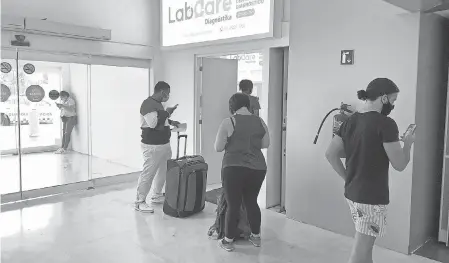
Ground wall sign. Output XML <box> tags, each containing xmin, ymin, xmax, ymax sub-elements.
<box><xmin>23</xmin><ymin>63</ymin><xmax>35</xmax><ymax>74</ymax></box>
<box><xmin>26</xmin><ymin>85</ymin><xmax>45</xmax><ymax>102</ymax></box>
<box><xmin>49</xmin><ymin>90</ymin><xmax>60</xmax><ymax>100</ymax></box>
<box><xmin>341</xmin><ymin>50</ymin><xmax>355</xmax><ymax>65</ymax></box>
<box><xmin>162</xmin><ymin>0</ymin><xmax>273</xmax><ymax>47</ymax></box>
<box><xmin>11</xmin><ymin>34</ymin><xmax>31</xmax><ymax>47</ymax></box>
<box><xmin>1</xmin><ymin>62</ymin><xmax>12</xmax><ymax>73</ymax></box>
<box><xmin>1</xmin><ymin>84</ymin><xmax>11</xmax><ymax>102</ymax></box>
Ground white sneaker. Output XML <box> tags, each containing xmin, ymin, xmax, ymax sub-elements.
<box><xmin>55</xmin><ymin>148</ymin><xmax>65</xmax><ymax>154</ymax></box>
<box><xmin>150</xmin><ymin>194</ymin><xmax>165</xmax><ymax>204</ymax></box>
<box><xmin>135</xmin><ymin>202</ymin><xmax>154</xmax><ymax>213</ymax></box>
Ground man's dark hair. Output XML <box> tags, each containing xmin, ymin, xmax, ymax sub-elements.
<box><xmin>239</xmin><ymin>79</ymin><xmax>253</xmax><ymax>93</ymax></box>
<box><xmin>60</xmin><ymin>91</ymin><xmax>70</xmax><ymax>97</ymax></box>
<box><xmin>357</xmin><ymin>78</ymin><xmax>400</xmax><ymax>101</ymax></box>
<box><xmin>154</xmin><ymin>81</ymin><xmax>170</xmax><ymax>94</ymax></box>
<box><xmin>229</xmin><ymin>93</ymin><xmax>250</xmax><ymax>114</ymax></box>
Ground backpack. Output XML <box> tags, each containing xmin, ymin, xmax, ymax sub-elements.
<box><xmin>207</xmin><ymin>189</ymin><xmax>251</xmax><ymax>240</ymax></box>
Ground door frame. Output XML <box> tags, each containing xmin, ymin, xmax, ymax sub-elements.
<box><xmin>193</xmin><ymin>49</ymin><xmax>264</xmax><ymax>155</ymax></box>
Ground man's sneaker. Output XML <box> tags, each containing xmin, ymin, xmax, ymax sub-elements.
<box><xmin>249</xmin><ymin>235</ymin><xmax>261</xmax><ymax>247</ymax></box>
<box><xmin>135</xmin><ymin>202</ymin><xmax>154</xmax><ymax>213</ymax></box>
<box><xmin>218</xmin><ymin>239</ymin><xmax>235</xmax><ymax>252</ymax></box>
<box><xmin>150</xmin><ymin>194</ymin><xmax>165</xmax><ymax>204</ymax></box>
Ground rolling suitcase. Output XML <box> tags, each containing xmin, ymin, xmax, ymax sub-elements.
<box><xmin>163</xmin><ymin>133</ymin><xmax>208</xmax><ymax>218</ymax></box>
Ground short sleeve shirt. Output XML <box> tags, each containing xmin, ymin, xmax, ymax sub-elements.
<box><xmin>248</xmin><ymin>95</ymin><xmax>261</xmax><ymax>114</ymax></box>
<box><xmin>337</xmin><ymin>111</ymin><xmax>399</xmax><ymax>205</ymax></box>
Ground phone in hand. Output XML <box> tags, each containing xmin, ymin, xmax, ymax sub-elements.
<box><xmin>401</xmin><ymin>124</ymin><xmax>417</xmax><ymax>141</ymax></box>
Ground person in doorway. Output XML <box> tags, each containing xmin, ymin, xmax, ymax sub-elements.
<box><xmin>325</xmin><ymin>78</ymin><xmax>415</xmax><ymax>263</ymax></box>
<box><xmin>135</xmin><ymin>81</ymin><xmax>180</xmax><ymax>213</ymax></box>
<box><xmin>55</xmin><ymin>91</ymin><xmax>77</xmax><ymax>154</ymax></box>
<box><xmin>215</xmin><ymin>93</ymin><xmax>270</xmax><ymax>252</ymax></box>
<box><xmin>239</xmin><ymin>79</ymin><xmax>261</xmax><ymax>116</ymax></box>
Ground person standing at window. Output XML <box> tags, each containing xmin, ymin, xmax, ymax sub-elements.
<box><xmin>215</xmin><ymin>93</ymin><xmax>270</xmax><ymax>252</ymax></box>
<box><xmin>55</xmin><ymin>91</ymin><xmax>77</xmax><ymax>154</ymax></box>
<box><xmin>239</xmin><ymin>79</ymin><xmax>261</xmax><ymax>116</ymax></box>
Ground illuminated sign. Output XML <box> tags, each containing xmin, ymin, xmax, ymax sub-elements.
<box><xmin>162</xmin><ymin>0</ymin><xmax>273</xmax><ymax>47</ymax></box>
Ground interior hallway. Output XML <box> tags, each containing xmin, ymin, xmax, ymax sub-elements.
<box><xmin>0</xmin><ymin>182</ymin><xmax>439</xmax><ymax>263</ymax></box>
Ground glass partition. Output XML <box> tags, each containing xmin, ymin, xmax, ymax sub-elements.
<box><xmin>16</xmin><ymin>58</ymin><xmax>90</xmax><ymax>192</ymax></box>
<box><xmin>1</xmin><ymin>51</ymin><xmax>151</xmax><ymax>202</ymax></box>
<box><xmin>89</xmin><ymin>65</ymin><xmax>150</xmax><ymax>179</ymax></box>
<box><xmin>1</xmin><ymin>58</ymin><xmax>21</xmax><ymax>195</ymax></box>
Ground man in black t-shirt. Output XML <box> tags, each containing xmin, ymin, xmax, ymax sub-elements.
<box><xmin>325</xmin><ymin>78</ymin><xmax>415</xmax><ymax>263</ymax></box>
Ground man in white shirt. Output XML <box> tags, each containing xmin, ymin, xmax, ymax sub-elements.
<box><xmin>135</xmin><ymin>81</ymin><xmax>180</xmax><ymax>213</ymax></box>
<box><xmin>55</xmin><ymin>91</ymin><xmax>77</xmax><ymax>154</ymax></box>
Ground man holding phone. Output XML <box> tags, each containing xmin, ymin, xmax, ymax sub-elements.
<box><xmin>325</xmin><ymin>78</ymin><xmax>415</xmax><ymax>263</ymax></box>
<box><xmin>55</xmin><ymin>91</ymin><xmax>77</xmax><ymax>154</ymax></box>
<box><xmin>135</xmin><ymin>81</ymin><xmax>180</xmax><ymax>213</ymax></box>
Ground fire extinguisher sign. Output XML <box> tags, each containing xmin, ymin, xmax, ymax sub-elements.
<box><xmin>341</xmin><ymin>50</ymin><xmax>354</xmax><ymax>65</ymax></box>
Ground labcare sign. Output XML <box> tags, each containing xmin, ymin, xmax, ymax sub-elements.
<box><xmin>162</xmin><ymin>0</ymin><xmax>273</xmax><ymax>47</ymax></box>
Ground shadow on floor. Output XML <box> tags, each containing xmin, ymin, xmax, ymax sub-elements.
<box><xmin>414</xmin><ymin>239</ymin><xmax>449</xmax><ymax>263</ymax></box>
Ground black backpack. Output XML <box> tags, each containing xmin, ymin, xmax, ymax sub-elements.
<box><xmin>207</xmin><ymin>189</ymin><xmax>251</xmax><ymax>239</ymax></box>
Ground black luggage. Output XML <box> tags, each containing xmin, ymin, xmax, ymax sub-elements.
<box><xmin>163</xmin><ymin>134</ymin><xmax>208</xmax><ymax>218</ymax></box>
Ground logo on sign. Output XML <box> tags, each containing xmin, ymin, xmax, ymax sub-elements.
<box><xmin>341</xmin><ymin>50</ymin><xmax>355</xmax><ymax>65</ymax></box>
<box><xmin>1</xmin><ymin>84</ymin><xmax>11</xmax><ymax>102</ymax></box>
<box><xmin>26</xmin><ymin>85</ymin><xmax>45</xmax><ymax>102</ymax></box>
<box><xmin>169</xmin><ymin>0</ymin><xmax>232</xmax><ymax>24</ymax></box>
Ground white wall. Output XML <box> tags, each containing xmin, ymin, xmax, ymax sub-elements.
<box><xmin>1</xmin><ymin>0</ymin><xmax>158</xmax><ymax>46</ymax></box>
<box><xmin>1</xmin><ymin>0</ymin><xmax>160</xmax><ymax>61</ymax></box>
<box><xmin>410</xmin><ymin>14</ymin><xmax>449</xmax><ymax>251</ymax></box>
<box><xmin>90</xmin><ymin>65</ymin><xmax>150</xmax><ymax>170</ymax></box>
<box><xmin>287</xmin><ymin>0</ymin><xmax>420</xmax><ymax>254</ymax></box>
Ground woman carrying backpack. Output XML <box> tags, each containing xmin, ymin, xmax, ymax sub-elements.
<box><xmin>212</xmin><ymin>93</ymin><xmax>270</xmax><ymax>252</ymax></box>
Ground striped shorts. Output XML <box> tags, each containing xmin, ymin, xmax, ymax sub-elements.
<box><xmin>346</xmin><ymin>199</ymin><xmax>388</xmax><ymax>238</ymax></box>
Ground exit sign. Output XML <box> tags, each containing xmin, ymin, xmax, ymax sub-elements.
<box><xmin>341</xmin><ymin>50</ymin><xmax>354</xmax><ymax>65</ymax></box>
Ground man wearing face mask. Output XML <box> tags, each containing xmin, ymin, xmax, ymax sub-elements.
<box><xmin>325</xmin><ymin>78</ymin><xmax>415</xmax><ymax>263</ymax></box>
<box><xmin>135</xmin><ymin>81</ymin><xmax>180</xmax><ymax>213</ymax></box>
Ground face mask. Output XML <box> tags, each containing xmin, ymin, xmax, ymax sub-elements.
<box><xmin>381</xmin><ymin>100</ymin><xmax>395</xmax><ymax>116</ymax></box>
<box><xmin>162</xmin><ymin>91</ymin><xmax>170</xmax><ymax>102</ymax></box>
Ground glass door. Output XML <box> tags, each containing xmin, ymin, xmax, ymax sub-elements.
<box><xmin>0</xmin><ymin>58</ymin><xmax>21</xmax><ymax>195</ymax></box>
<box><xmin>1</xmin><ymin>51</ymin><xmax>90</xmax><ymax>199</ymax></box>
<box><xmin>1</xmin><ymin>49</ymin><xmax>151</xmax><ymax>202</ymax></box>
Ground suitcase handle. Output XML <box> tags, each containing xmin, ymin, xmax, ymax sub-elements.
<box><xmin>177</xmin><ymin>133</ymin><xmax>187</xmax><ymax>159</ymax></box>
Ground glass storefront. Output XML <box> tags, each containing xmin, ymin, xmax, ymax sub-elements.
<box><xmin>0</xmin><ymin>51</ymin><xmax>150</xmax><ymax>201</ymax></box>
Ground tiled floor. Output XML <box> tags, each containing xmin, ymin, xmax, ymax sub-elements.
<box><xmin>0</xmin><ymin>152</ymin><xmax>139</xmax><ymax>194</ymax></box>
<box><xmin>0</xmin><ymin>182</ymin><xmax>439</xmax><ymax>263</ymax></box>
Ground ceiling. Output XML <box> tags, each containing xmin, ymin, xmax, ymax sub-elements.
<box><xmin>383</xmin><ymin>0</ymin><xmax>449</xmax><ymax>16</ymax></box>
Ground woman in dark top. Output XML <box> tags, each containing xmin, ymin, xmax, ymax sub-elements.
<box><xmin>214</xmin><ymin>93</ymin><xmax>270</xmax><ymax>252</ymax></box>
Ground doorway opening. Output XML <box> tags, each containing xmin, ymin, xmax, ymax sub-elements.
<box><xmin>195</xmin><ymin>47</ymin><xmax>289</xmax><ymax>213</ymax></box>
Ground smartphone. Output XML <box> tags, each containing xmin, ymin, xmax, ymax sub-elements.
<box><xmin>402</xmin><ymin>124</ymin><xmax>417</xmax><ymax>139</ymax></box>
